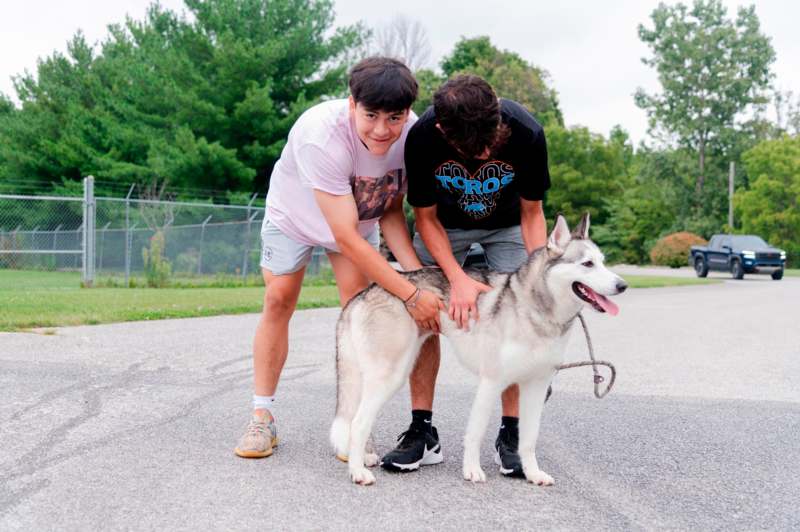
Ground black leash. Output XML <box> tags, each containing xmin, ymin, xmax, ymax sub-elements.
<box><xmin>555</xmin><ymin>313</ymin><xmax>616</xmax><ymax>399</ymax></box>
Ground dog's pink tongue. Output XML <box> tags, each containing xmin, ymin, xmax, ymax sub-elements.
<box><xmin>594</xmin><ymin>293</ymin><xmax>619</xmax><ymax>316</ymax></box>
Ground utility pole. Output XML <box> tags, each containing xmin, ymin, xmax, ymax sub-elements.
<box><xmin>728</xmin><ymin>162</ymin><xmax>735</xmax><ymax>229</ymax></box>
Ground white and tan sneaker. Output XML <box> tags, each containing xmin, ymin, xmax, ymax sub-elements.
<box><xmin>234</xmin><ymin>412</ymin><xmax>278</xmax><ymax>458</ymax></box>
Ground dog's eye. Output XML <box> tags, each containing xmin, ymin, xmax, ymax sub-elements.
<box><xmin>582</xmin><ymin>260</ymin><xmax>594</xmax><ymax>268</ymax></box>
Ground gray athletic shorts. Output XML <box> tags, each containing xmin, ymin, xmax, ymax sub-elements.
<box><xmin>260</xmin><ymin>219</ymin><xmax>380</xmax><ymax>276</ymax></box>
<box><xmin>413</xmin><ymin>225</ymin><xmax>527</xmax><ymax>273</ymax></box>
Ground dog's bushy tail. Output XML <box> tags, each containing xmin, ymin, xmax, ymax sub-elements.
<box><xmin>330</xmin><ymin>312</ymin><xmax>362</xmax><ymax>460</ymax></box>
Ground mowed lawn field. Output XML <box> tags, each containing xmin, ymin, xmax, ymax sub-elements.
<box><xmin>0</xmin><ymin>270</ymin><xmax>339</xmax><ymax>332</ymax></box>
<box><xmin>0</xmin><ymin>267</ymin><xmax>768</xmax><ymax>332</ymax></box>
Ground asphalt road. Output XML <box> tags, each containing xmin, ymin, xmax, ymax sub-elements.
<box><xmin>1</xmin><ymin>270</ymin><xmax>799</xmax><ymax>531</ymax></box>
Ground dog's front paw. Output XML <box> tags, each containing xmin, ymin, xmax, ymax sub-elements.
<box><xmin>463</xmin><ymin>462</ymin><xmax>486</xmax><ymax>483</ymax></box>
<box><xmin>525</xmin><ymin>468</ymin><xmax>554</xmax><ymax>486</ymax></box>
<box><xmin>350</xmin><ymin>467</ymin><xmax>376</xmax><ymax>486</ymax></box>
<box><xmin>364</xmin><ymin>452</ymin><xmax>379</xmax><ymax>468</ymax></box>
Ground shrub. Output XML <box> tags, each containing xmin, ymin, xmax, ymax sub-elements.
<box><xmin>142</xmin><ymin>231</ymin><xmax>172</xmax><ymax>287</ymax></box>
<box><xmin>649</xmin><ymin>232</ymin><xmax>707</xmax><ymax>268</ymax></box>
<box><xmin>174</xmin><ymin>250</ymin><xmax>199</xmax><ymax>274</ymax></box>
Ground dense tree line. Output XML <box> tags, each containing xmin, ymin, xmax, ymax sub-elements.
<box><xmin>0</xmin><ymin>0</ymin><xmax>365</xmax><ymax>199</ymax></box>
<box><xmin>0</xmin><ymin>0</ymin><xmax>797</xmax><ymax>263</ymax></box>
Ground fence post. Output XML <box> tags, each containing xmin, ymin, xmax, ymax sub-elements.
<box><xmin>52</xmin><ymin>224</ymin><xmax>62</xmax><ymax>255</ymax></box>
<box><xmin>31</xmin><ymin>226</ymin><xmax>39</xmax><ymax>269</ymax></box>
<box><xmin>98</xmin><ymin>222</ymin><xmax>111</xmax><ymax>274</ymax></box>
<box><xmin>241</xmin><ymin>193</ymin><xmax>258</xmax><ymax>280</ymax></box>
<box><xmin>82</xmin><ymin>176</ymin><xmax>96</xmax><ymax>287</ymax></box>
<box><xmin>51</xmin><ymin>224</ymin><xmax>62</xmax><ymax>270</ymax></box>
<box><xmin>198</xmin><ymin>214</ymin><xmax>212</xmax><ymax>275</ymax></box>
<box><xmin>124</xmin><ymin>184</ymin><xmax>135</xmax><ymax>287</ymax></box>
<box><xmin>126</xmin><ymin>223</ymin><xmax>137</xmax><ymax>285</ymax></box>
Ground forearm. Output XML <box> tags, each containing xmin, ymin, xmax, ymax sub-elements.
<box><xmin>379</xmin><ymin>207</ymin><xmax>423</xmax><ymax>271</ymax></box>
<box><xmin>520</xmin><ymin>201</ymin><xmax>547</xmax><ymax>253</ymax></box>
<box><xmin>415</xmin><ymin>215</ymin><xmax>468</xmax><ymax>282</ymax></box>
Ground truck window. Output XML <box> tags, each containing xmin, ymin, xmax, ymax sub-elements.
<box><xmin>709</xmin><ymin>236</ymin><xmax>720</xmax><ymax>250</ymax></box>
<box><xmin>721</xmin><ymin>237</ymin><xmax>731</xmax><ymax>249</ymax></box>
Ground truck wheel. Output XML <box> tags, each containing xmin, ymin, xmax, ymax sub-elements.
<box><xmin>731</xmin><ymin>258</ymin><xmax>745</xmax><ymax>280</ymax></box>
<box><xmin>694</xmin><ymin>256</ymin><xmax>709</xmax><ymax>278</ymax></box>
<box><xmin>772</xmin><ymin>268</ymin><xmax>784</xmax><ymax>280</ymax></box>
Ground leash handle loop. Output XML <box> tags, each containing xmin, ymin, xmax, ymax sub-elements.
<box><xmin>554</xmin><ymin>313</ymin><xmax>616</xmax><ymax>399</ymax></box>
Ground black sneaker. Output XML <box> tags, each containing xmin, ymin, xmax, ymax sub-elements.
<box><xmin>380</xmin><ymin>425</ymin><xmax>443</xmax><ymax>472</ymax></box>
<box><xmin>494</xmin><ymin>425</ymin><xmax>525</xmax><ymax>478</ymax></box>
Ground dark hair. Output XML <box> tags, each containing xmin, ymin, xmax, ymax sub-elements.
<box><xmin>433</xmin><ymin>75</ymin><xmax>510</xmax><ymax>159</ymax></box>
<box><xmin>348</xmin><ymin>57</ymin><xmax>418</xmax><ymax>112</ymax></box>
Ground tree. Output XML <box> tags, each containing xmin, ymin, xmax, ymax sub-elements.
<box><xmin>373</xmin><ymin>15</ymin><xmax>431</xmax><ymax>71</ymax></box>
<box><xmin>411</xmin><ymin>68</ymin><xmax>444</xmax><ymax>116</ymax></box>
<box><xmin>440</xmin><ymin>36</ymin><xmax>563</xmax><ymax>126</ymax></box>
<box><xmin>635</xmin><ymin>0</ymin><xmax>775</xmax><ymax>195</ymax></box>
<box><xmin>773</xmin><ymin>90</ymin><xmax>800</xmax><ymax>136</ymax></box>
<box><xmin>543</xmin><ymin>125</ymin><xmax>630</xmax><ymax>227</ymax></box>
<box><xmin>0</xmin><ymin>0</ymin><xmax>366</xmax><ymax>198</ymax></box>
<box><xmin>0</xmin><ymin>95</ymin><xmax>13</xmax><ymax>115</ymax></box>
<box><xmin>735</xmin><ymin>135</ymin><xmax>800</xmax><ymax>263</ymax></box>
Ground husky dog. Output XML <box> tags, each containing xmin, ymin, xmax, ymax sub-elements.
<box><xmin>330</xmin><ymin>213</ymin><xmax>626</xmax><ymax>486</ymax></box>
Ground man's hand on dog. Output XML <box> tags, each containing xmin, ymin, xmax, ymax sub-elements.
<box><xmin>406</xmin><ymin>289</ymin><xmax>445</xmax><ymax>332</ymax></box>
<box><xmin>449</xmin><ymin>273</ymin><xmax>492</xmax><ymax>330</ymax></box>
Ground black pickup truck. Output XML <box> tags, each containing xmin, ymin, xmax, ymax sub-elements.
<box><xmin>690</xmin><ymin>234</ymin><xmax>786</xmax><ymax>280</ymax></box>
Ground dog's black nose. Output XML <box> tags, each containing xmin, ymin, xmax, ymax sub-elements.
<box><xmin>616</xmin><ymin>280</ymin><xmax>628</xmax><ymax>293</ymax></box>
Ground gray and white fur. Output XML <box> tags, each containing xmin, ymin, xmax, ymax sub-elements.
<box><xmin>330</xmin><ymin>213</ymin><xmax>627</xmax><ymax>486</ymax></box>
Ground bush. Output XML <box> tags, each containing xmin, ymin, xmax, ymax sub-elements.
<box><xmin>142</xmin><ymin>231</ymin><xmax>172</xmax><ymax>287</ymax></box>
<box><xmin>649</xmin><ymin>232</ymin><xmax>707</xmax><ymax>268</ymax></box>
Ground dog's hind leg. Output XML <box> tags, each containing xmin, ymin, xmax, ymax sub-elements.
<box><xmin>330</xmin><ymin>318</ymin><xmax>362</xmax><ymax>463</ymax></box>
<box><xmin>518</xmin><ymin>376</ymin><xmax>555</xmax><ymax>486</ymax></box>
<box><xmin>347</xmin><ymin>365</ymin><xmax>408</xmax><ymax>486</ymax></box>
<box><xmin>462</xmin><ymin>378</ymin><xmax>503</xmax><ymax>483</ymax></box>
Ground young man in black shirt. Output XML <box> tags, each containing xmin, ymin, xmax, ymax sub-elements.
<box><xmin>380</xmin><ymin>75</ymin><xmax>551</xmax><ymax>478</ymax></box>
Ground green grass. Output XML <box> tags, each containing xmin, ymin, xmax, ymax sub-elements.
<box><xmin>0</xmin><ymin>269</ymin><xmax>339</xmax><ymax>332</ymax></box>
<box><xmin>785</xmin><ymin>268</ymin><xmax>800</xmax><ymax>277</ymax></box>
<box><xmin>0</xmin><ymin>269</ymin><xmax>720</xmax><ymax>332</ymax></box>
<box><xmin>622</xmin><ymin>275</ymin><xmax>721</xmax><ymax>288</ymax></box>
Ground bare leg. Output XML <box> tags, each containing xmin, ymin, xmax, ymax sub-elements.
<box><xmin>252</xmin><ymin>266</ymin><xmax>306</xmax><ymax>416</ymax></box>
<box><xmin>410</xmin><ymin>335</ymin><xmax>440</xmax><ymax>410</ymax></box>
<box><xmin>501</xmin><ymin>384</ymin><xmax>520</xmax><ymax>417</ymax></box>
<box><xmin>327</xmin><ymin>251</ymin><xmax>370</xmax><ymax>306</ymax></box>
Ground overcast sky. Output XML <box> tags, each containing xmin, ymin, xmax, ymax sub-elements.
<box><xmin>1</xmin><ymin>0</ymin><xmax>797</xmax><ymax>144</ymax></box>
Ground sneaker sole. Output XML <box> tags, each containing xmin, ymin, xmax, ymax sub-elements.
<box><xmin>234</xmin><ymin>437</ymin><xmax>278</xmax><ymax>459</ymax></box>
<box><xmin>383</xmin><ymin>444</ymin><xmax>443</xmax><ymax>472</ymax></box>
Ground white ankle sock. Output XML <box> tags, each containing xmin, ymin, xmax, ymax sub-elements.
<box><xmin>253</xmin><ymin>394</ymin><xmax>275</xmax><ymax>414</ymax></box>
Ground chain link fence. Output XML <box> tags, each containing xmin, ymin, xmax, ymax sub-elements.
<box><xmin>0</xmin><ymin>194</ymin><xmax>85</xmax><ymax>271</ymax></box>
<box><xmin>0</xmin><ymin>177</ymin><xmax>332</xmax><ymax>286</ymax></box>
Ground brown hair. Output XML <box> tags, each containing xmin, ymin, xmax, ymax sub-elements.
<box><xmin>348</xmin><ymin>57</ymin><xmax>418</xmax><ymax>112</ymax></box>
<box><xmin>433</xmin><ymin>75</ymin><xmax>510</xmax><ymax>158</ymax></box>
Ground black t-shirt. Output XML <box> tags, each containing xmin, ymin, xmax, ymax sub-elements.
<box><xmin>405</xmin><ymin>99</ymin><xmax>550</xmax><ymax>230</ymax></box>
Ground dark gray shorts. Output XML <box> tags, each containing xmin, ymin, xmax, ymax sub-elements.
<box><xmin>413</xmin><ymin>225</ymin><xmax>527</xmax><ymax>273</ymax></box>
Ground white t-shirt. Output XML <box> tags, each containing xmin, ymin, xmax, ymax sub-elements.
<box><xmin>265</xmin><ymin>99</ymin><xmax>416</xmax><ymax>251</ymax></box>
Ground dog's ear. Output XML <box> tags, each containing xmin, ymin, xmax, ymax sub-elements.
<box><xmin>547</xmin><ymin>214</ymin><xmax>571</xmax><ymax>254</ymax></box>
<box><xmin>572</xmin><ymin>212</ymin><xmax>590</xmax><ymax>240</ymax></box>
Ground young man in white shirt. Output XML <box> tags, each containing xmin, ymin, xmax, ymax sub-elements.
<box><xmin>235</xmin><ymin>58</ymin><xmax>443</xmax><ymax>459</ymax></box>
